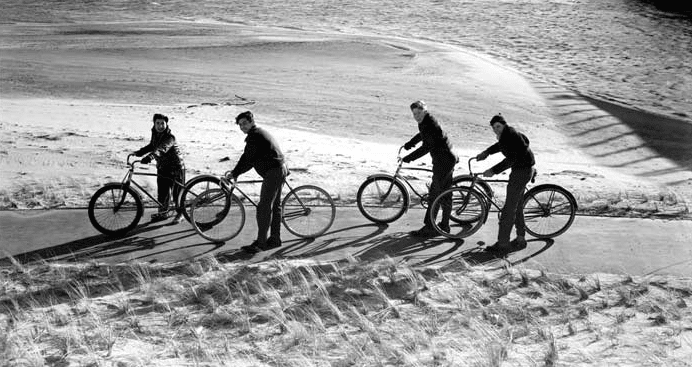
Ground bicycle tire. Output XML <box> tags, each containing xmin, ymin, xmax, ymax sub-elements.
<box><xmin>88</xmin><ymin>183</ymin><xmax>144</xmax><ymax>236</ymax></box>
<box><xmin>522</xmin><ymin>184</ymin><xmax>577</xmax><ymax>239</ymax></box>
<box><xmin>190</xmin><ymin>188</ymin><xmax>245</xmax><ymax>243</ymax></box>
<box><xmin>281</xmin><ymin>185</ymin><xmax>336</xmax><ymax>238</ymax></box>
<box><xmin>179</xmin><ymin>175</ymin><xmax>222</xmax><ymax>224</ymax></box>
<box><xmin>430</xmin><ymin>186</ymin><xmax>488</xmax><ymax>239</ymax></box>
<box><xmin>450</xmin><ymin>176</ymin><xmax>494</xmax><ymax>223</ymax></box>
<box><xmin>356</xmin><ymin>176</ymin><xmax>409</xmax><ymax>223</ymax></box>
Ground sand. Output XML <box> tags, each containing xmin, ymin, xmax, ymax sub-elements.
<box><xmin>1</xmin><ymin>21</ymin><xmax>690</xmax><ymax>217</ymax></box>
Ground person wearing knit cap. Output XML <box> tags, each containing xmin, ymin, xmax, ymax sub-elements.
<box><xmin>476</xmin><ymin>113</ymin><xmax>535</xmax><ymax>252</ymax></box>
<box><xmin>134</xmin><ymin>113</ymin><xmax>186</xmax><ymax>224</ymax></box>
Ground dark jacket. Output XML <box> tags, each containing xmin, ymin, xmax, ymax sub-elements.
<box><xmin>483</xmin><ymin>125</ymin><xmax>535</xmax><ymax>174</ymax></box>
<box><xmin>231</xmin><ymin>126</ymin><xmax>285</xmax><ymax>178</ymax></box>
<box><xmin>135</xmin><ymin>127</ymin><xmax>183</xmax><ymax>171</ymax></box>
<box><xmin>403</xmin><ymin>112</ymin><xmax>457</xmax><ymax>166</ymax></box>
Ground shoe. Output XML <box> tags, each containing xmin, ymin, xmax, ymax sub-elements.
<box><xmin>171</xmin><ymin>213</ymin><xmax>183</xmax><ymax>225</ymax></box>
<box><xmin>510</xmin><ymin>237</ymin><xmax>527</xmax><ymax>249</ymax></box>
<box><xmin>437</xmin><ymin>222</ymin><xmax>450</xmax><ymax>233</ymax></box>
<box><xmin>266</xmin><ymin>237</ymin><xmax>282</xmax><ymax>249</ymax></box>
<box><xmin>485</xmin><ymin>242</ymin><xmax>512</xmax><ymax>253</ymax></box>
<box><xmin>151</xmin><ymin>212</ymin><xmax>170</xmax><ymax>222</ymax></box>
<box><xmin>409</xmin><ymin>225</ymin><xmax>436</xmax><ymax>237</ymax></box>
<box><xmin>241</xmin><ymin>240</ymin><xmax>262</xmax><ymax>254</ymax></box>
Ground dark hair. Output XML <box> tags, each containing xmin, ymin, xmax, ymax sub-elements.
<box><xmin>235</xmin><ymin>111</ymin><xmax>254</xmax><ymax>124</ymax></box>
<box><xmin>152</xmin><ymin>113</ymin><xmax>168</xmax><ymax>123</ymax></box>
<box><xmin>489</xmin><ymin>114</ymin><xmax>506</xmax><ymax>125</ymax></box>
<box><xmin>410</xmin><ymin>100</ymin><xmax>427</xmax><ymax>110</ymax></box>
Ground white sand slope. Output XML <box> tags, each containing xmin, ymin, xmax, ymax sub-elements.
<box><xmin>0</xmin><ymin>22</ymin><xmax>689</xmax><ymax>217</ymax></box>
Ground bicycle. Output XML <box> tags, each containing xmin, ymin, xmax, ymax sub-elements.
<box><xmin>356</xmin><ymin>146</ymin><xmax>488</xmax><ymax>224</ymax></box>
<box><xmin>189</xmin><ymin>171</ymin><xmax>336</xmax><ymax>243</ymax></box>
<box><xmin>429</xmin><ymin>157</ymin><xmax>578</xmax><ymax>239</ymax></box>
<box><xmin>88</xmin><ymin>154</ymin><xmax>223</xmax><ymax>236</ymax></box>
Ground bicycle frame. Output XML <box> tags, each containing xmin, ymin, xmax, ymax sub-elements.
<box><xmin>214</xmin><ymin>173</ymin><xmax>303</xmax><ymax>211</ymax></box>
<box><xmin>119</xmin><ymin>154</ymin><xmax>187</xmax><ymax>210</ymax></box>
<box><xmin>464</xmin><ymin>157</ymin><xmax>536</xmax><ymax>213</ymax></box>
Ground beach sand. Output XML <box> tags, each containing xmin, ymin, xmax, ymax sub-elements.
<box><xmin>1</xmin><ymin>21</ymin><xmax>690</xmax><ymax>217</ymax></box>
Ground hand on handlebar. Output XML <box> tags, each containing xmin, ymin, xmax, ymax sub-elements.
<box><xmin>476</xmin><ymin>151</ymin><xmax>489</xmax><ymax>161</ymax></box>
<box><xmin>141</xmin><ymin>155</ymin><xmax>153</xmax><ymax>165</ymax></box>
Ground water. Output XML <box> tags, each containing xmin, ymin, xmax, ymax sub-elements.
<box><xmin>2</xmin><ymin>0</ymin><xmax>691</xmax><ymax>120</ymax></box>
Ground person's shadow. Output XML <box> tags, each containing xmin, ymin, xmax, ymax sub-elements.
<box><xmin>1</xmin><ymin>220</ymin><xmax>212</xmax><ymax>265</ymax></box>
<box><xmin>435</xmin><ymin>239</ymin><xmax>555</xmax><ymax>272</ymax></box>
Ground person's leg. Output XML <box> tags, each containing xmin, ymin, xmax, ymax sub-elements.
<box><xmin>268</xmin><ymin>170</ymin><xmax>285</xmax><ymax>243</ymax></box>
<box><xmin>169</xmin><ymin>165</ymin><xmax>186</xmax><ymax>223</ymax></box>
<box><xmin>512</xmin><ymin>167</ymin><xmax>532</xmax><ymax>243</ymax></box>
<box><xmin>498</xmin><ymin>167</ymin><xmax>532</xmax><ymax>245</ymax></box>
<box><xmin>171</xmin><ymin>165</ymin><xmax>186</xmax><ymax>215</ymax></box>
<box><xmin>256</xmin><ymin>167</ymin><xmax>283</xmax><ymax>244</ymax></box>
<box><xmin>157</xmin><ymin>170</ymin><xmax>173</xmax><ymax>214</ymax></box>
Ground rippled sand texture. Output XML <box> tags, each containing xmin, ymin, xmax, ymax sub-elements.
<box><xmin>2</xmin><ymin>0</ymin><xmax>690</xmax><ymax>120</ymax></box>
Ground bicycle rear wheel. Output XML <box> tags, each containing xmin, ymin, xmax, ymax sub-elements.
<box><xmin>430</xmin><ymin>186</ymin><xmax>487</xmax><ymax>239</ymax></box>
<box><xmin>88</xmin><ymin>183</ymin><xmax>143</xmax><ymax>236</ymax></box>
<box><xmin>190</xmin><ymin>188</ymin><xmax>245</xmax><ymax>243</ymax></box>
<box><xmin>282</xmin><ymin>185</ymin><xmax>336</xmax><ymax>238</ymax></box>
<box><xmin>179</xmin><ymin>175</ymin><xmax>222</xmax><ymax>224</ymax></box>
<box><xmin>356</xmin><ymin>176</ymin><xmax>408</xmax><ymax>223</ymax></box>
<box><xmin>523</xmin><ymin>184</ymin><xmax>577</xmax><ymax>239</ymax></box>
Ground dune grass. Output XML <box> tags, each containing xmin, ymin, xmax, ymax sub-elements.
<box><xmin>2</xmin><ymin>256</ymin><xmax>691</xmax><ymax>366</ymax></box>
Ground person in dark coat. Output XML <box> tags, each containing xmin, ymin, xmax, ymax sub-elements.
<box><xmin>134</xmin><ymin>113</ymin><xmax>186</xmax><ymax>224</ymax></box>
<box><xmin>402</xmin><ymin>100</ymin><xmax>458</xmax><ymax>237</ymax></box>
<box><xmin>229</xmin><ymin>111</ymin><xmax>288</xmax><ymax>253</ymax></box>
<box><xmin>476</xmin><ymin>114</ymin><xmax>535</xmax><ymax>252</ymax></box>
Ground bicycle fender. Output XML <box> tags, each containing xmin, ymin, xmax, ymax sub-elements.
<box><xmin>525</xmin><ymin>184</ymin><xmax>578</xmax><ymax>209</ymax></box>
<box><xmin>186</xmin><ymin>174</ymin><xmax>221</xmax><ymax>184</ymax></box>
<box><xmin>452</xmin><ymin>174</ymin><xmax>494</xmax><ymax>199</ymax></box>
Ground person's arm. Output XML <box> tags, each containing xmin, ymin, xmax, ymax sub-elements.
<box><xmin>134</xmin><ymin>144</ymin><xmax>152</xmax><ymax>157</ymax></box>
<box><xmin>150</xmin><ymin>134</ymin><xmax>176</xmax><ymax>160</ymax></box>
<box><xmin>402</xmin><ymin>146</ymin><xmax>428</xmax><ymax>163</ymax></box>
<box><xmin>403</xmin><ymin>133</ymin><xmax>421</xmax><ymax>150</ymax></box>
<box><xmin>231</xmin><ymin>136</ymin><xmax>257</xmax><ymax>179</ymax></box>
<box><xmin>490</xmin><ymin>131</ymin><xmax>528</xmax><ymax>174</ymax></box>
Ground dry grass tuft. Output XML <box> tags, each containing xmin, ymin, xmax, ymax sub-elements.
<box><xmin>1</xmin><ymin>258</ymin><xmax>691</xmax><ymax>366</ymax></box>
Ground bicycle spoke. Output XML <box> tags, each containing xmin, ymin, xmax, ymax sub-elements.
<box><xmin>282</xmin><ymin>185</ymin><xmax>335</xmax><ymax>238</ymax></box>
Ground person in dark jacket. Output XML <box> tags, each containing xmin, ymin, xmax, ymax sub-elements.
<box><xmin>229</xmin><ymin>111</ymin><xmax>288</xmax><ymax>253</ymax></box>
<box><xmin>402</xmin><ymin>100</ymin><xmax>458</xmax><ymax>237</ymax></box>
<box><xmin>134</xmin><ymin>113</ymin><xmax>185</xmax><ymax>224</ymax></box>
<box><xmin>476</xmin><ymin>114</ymin><xmax>535</xmax><ymax>252</ymax></box>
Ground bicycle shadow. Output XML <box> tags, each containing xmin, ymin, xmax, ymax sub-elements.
<box><xmin>212</xmin><ymin>223</ymin><xmax>390</xmax><ymax>263</ymax></box>
<box><xmin>1</xmin><ymin>220</ymin><xmax>212</xmax><ymax>265</ymax></box>
<box><xmin>435</xmin><ymin>239</ymin><xmax>555</xmax><ymax>272</ymax></box>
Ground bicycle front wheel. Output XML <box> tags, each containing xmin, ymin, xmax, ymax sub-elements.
<box><xmin>430</xmin><ymin>186</ymin><xmax>487</xmax><ymax>239</ymax></box>
<box><xmin>191</xmin><ymin>188</ymin><xmax>245</xmax><ymax>243</ymax></box>
<box><xmin>356</xmin><ymin>176</ymin><xmax>408</xmax><ymax>223</ymax></box>
<box><xmin>523</xmin><ymin>184</ymin><xmax>577</xmax><ymax>239</ymax></box>
<box><xmin>88</xmin><ymin>183</ymin><xmax>143</xmax><ymax>236</ymax></box>
<box><xmin>282</xmin><ymin>185</ymin><xmax>336</xmax><ymax>238</ymax></box>
<box><xmin>179</xmin><ymin>175</ymin><xmax>222</xmax><ymax>224</ymax></box>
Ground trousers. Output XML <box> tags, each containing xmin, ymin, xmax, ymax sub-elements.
<box><xmin>257</xmin><ymin>166</ymin><xmax>287</xmax><ymax>242</ymax></box>
<box><xmin>157</xmin><ymin>165</ymin><xmax>185</xmax><ymax>214</ymax></box>
<box><xmin>498</xmin><ymin>166</ymin><xmax>533</xmax><ymax>244</ymax></box>
<box><xmin>424</xmin><ymin>160</ymin><xmax>455</xmax><ymax>228</ymax></box>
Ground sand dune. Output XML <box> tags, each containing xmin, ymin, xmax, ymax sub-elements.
<box><xmin>0</xmin><ymin>21</ymin><xmax>689</xmax><ymax>217</ymax></box>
